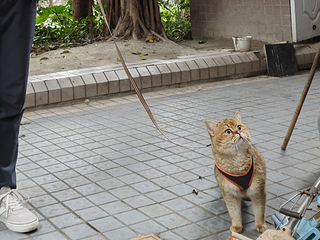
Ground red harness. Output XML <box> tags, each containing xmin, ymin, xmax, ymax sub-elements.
<box><xmin>215</xmin><ymin>156</ymin><xmax>254</xmax><ymax>190</ymax></box>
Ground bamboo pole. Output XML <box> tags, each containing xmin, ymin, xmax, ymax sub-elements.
<box><xmin>281</xmin><ymin>43</ymin><xmax>320</xmax><ymax>150</ymax></box>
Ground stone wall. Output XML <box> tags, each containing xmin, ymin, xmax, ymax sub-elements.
<box><xmin>190</xmin><ymin>0</ymin><xmax>292</xmax><ymax>43</ymax></box>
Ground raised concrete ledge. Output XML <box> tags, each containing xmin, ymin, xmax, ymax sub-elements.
<box><xmin>295</xmin><ymin>42</ymin><xmax>319</xmax><ymax>70</ymax></box>
<box><xmin>26</xmin><ymin>43</ymin><xmax>317</xmax><ymax>108</ymax></box>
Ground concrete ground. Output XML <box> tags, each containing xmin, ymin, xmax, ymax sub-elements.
<box><xmin>1</xmin><ymin>71</ymin><xmax>320</xmax><ymax>240</ymax></box>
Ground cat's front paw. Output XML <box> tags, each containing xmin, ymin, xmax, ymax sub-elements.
<box><xmin>230</xmin><ymin>225</ymin><xmax>243</xmax><ymax>233</ymax></box>
<box><xmin>255</xmin><ymin>223</ymin><xmax>267</xmax><ymax>232</ymax></box>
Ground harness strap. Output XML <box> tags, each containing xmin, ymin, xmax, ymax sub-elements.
<box><xmin>215</xmin><ymin>156</ymin><xmax>254</xmax><ymax>190</ymax></box>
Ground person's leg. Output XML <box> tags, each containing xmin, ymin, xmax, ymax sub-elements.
<box><xmin>0</xmin><ymin>0</ymin><xmax>39</xmax><ymax>233</ymax></box>
<box><xmin>0</xmin><ymin>0</ymin><xmax>37</xmax><ymax>189</ymax></box>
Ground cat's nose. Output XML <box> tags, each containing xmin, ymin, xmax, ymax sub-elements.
<box><xmin>237</xmin><ymin>131</ymin><xmax>242</xmax><ymax>138</ymax></box>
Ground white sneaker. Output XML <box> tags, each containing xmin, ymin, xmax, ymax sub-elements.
<box><xmin>0</xmin><ymin>187</ymin><xmax>39</xmax><ymax>233</ymax></box>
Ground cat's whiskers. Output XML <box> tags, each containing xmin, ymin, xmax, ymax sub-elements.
<box><xmin>242</xmin><ymin>135</ymin><xmax>253</xmax><ymax>147</ymax></box>
<box><xmin>233</xmin><ymin>134</ymin><xmax>253</xmax><ymax>152</ymax></box>
<box><xmin>234</xmin><ymin>141</ymin><xmax>241</xmax><ymax>153</ymax></box>
<box><xmin>236</xmin><ymin>140</ymin><xmax>246</xmax><ymax>152</ymax></box>
<box><xmin>233</xmin><ymin>136</ymin><xmax>246</xmax><ymax>153</ymax></box>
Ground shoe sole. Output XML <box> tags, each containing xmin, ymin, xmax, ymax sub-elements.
<box><xmin>0</xmin><ymin>218</ymin><xmax>39</xmax><ymax>233</ymax></box>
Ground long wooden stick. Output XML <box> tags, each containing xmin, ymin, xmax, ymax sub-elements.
<box><xmin>281</xmin><ymin>43</ymin><xmax>320</xmax><ymax>150</ymax></box>
<box><xmin>96</xmin><ymin>0</ymin><xmax>203</xmax><ymax>149</ymax></box>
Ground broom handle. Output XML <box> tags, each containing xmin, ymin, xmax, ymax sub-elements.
<box><xmin>281</xmin><ymin>43</ymin><xmax>320</xmax><ymax>150</ymax></box>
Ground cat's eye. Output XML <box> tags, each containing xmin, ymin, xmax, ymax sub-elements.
<box><xmin>237</xmin><ymin>125</ymin><xmax>242</xmax><ymax>130</ymax></box>
<box><xmin>225</xmin><ymin>129</ymin><xmax>232</xmax><ymax>134</ymax></box>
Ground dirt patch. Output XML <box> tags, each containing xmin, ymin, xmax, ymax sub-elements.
<box><xmin>29</xmin><ymin>38</ymin><xmax>267</xmax><ymax>76</ymax></box>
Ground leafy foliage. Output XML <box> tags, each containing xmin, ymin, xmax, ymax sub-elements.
<box><xmin>158</xmin><ymin>0</ymin><xmax>191</xmax><ymax>40</ymax></box>
<box><xmin>33</xmin><ymin>1</ymin><xmax>103</xmax><ymax>48</ymax></box>
<box><xmin>33</xmin><ymin>0</ymin><xmax>191</xmax><ymax>48</ymax></box>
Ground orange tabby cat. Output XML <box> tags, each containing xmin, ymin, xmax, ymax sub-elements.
<box><xmin>205</xmin><ymin>110</ymin><xmax>267</xmax><ymax>233</ymax></box>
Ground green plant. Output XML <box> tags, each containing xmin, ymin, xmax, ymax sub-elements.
<box><xmin>33</xmin><ymin>0</ymin><xmax>103</xmax><ymax>48</ymax></box>
<box><xmin>33</xmin><ymin>0</ymin><xmax>191</xmax><ymax>48</ymax></box>
<box><xmin>159</xmin><ymin>0</ymin><xmax>191</xmax><ymax>40</ymax></box>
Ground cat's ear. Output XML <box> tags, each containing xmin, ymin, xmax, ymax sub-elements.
<box><xmin>205</xmin><ymin>121</ymin><xmax>216</xmax><ymax>137</ymax></box>
<box><xmin>233</xmin><ymin>110</ymin><xmax>241</xmax><ymax>121</ymax></box>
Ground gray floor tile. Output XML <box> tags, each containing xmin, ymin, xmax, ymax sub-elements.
<box><xmin>167</xmin><ymin>183</ymin><xmax>195</xmax><ymax>196</ymax></box>
<box><xmin>201</xmin><ymin>199</ymin><xmax>228</xmax><ymax>215</ymax></box>
<box><xmin>63</xmin><ymin>175</ymin><xmax>92</xmax><ymax>188</ymax></box>
<box><xmin>186</xmin><ymin>178</ymin><xmax>214</xmax><ymax>191</ymax></box>
<box><xmin>62</xmin><ymin>223</ymin><xmax>97</xmax><ymax>240</ymax></box>
<box><xmin>33</xmin><ymin>231</ymin><xmax>69</xmax><ymax>240</ymax></box>
<box><xmin>162</xmin><ymin>198</ymin><xmax>195</xmax><ymax>212</ymax></box>
<box><xmin>0</xmin><ymin>229</ymin><xmax>32</xmax><ymax>240</ymax></box>
<box><xmin>96</xmin><ymin>177</ymin><xmax>125</xmax><ymax>190</ymax></box>
<box><xmin>171</xmin><ymin>171</ymin><xmax>198</xmax><ymax>182</ymax></box>
<box><xmin>114</xmin><ymin>209</ymin><xmax>149</xmax><ymax>225</ymax></box>
<box><xmin>74</xmin><ymin>165</ymin><xmax>100</xmax><ymax>175</ymax></box>
<box><xmin>24</xmin><ymin>168</ymin><xmax>49</xmax><ymax>179</ymax></box>
<box><xmin>53</xmin><ymin>169</ymin><xmax>79</xmax><ymax>180</ymax></box>
<box><xmin>86</xmin><ymin>191</ymin><xmax>118</xmax><ymax>205</ymax></box>
<box><xmin>63</xmin><ymin>197</ymin><xmax>95</xmax><ymax>211</ymax></box>
<box><xmin>159</xmin><ymin>231</ymin><xmax>185</xmax><ymax>240</ymax></box>
<box><xmin>89</xmin><ymin>216</ymin><xmax>124</xmax><ymax>233</ymax></box>
<box><xmin>105</xmin><ymin>166</ymin><xmax>132</xmax><ymax>177</ymax></box>
<box><xmin>74</xmin><ymin>183</ymin><xmax>105</xmax><ymax>196</ymax></box>
<box><xmin>38</xmin><ymin>203</ymin><xmax>70</xmax><ymax>218</ymax></box>
<box><xmin>157</xmin><ymin>164</ymin><xmax>184</xmax><ymax>175</ymax></box>
<box><xmin>23</xmin><ymin>185</ymin><xmax>47</xmax><ymax>198</ymax></box>
<box><xmin>173</xmin><ymin>224</ymin><xmax>211</xmax><ymax>240</ymax></box>
<box><xmin>28</xmin><ymin>220</ymin><xmax>59</xmax><ymax>238</ymax></box>
<box><xmin>155</xmin><ymin>213</ymin><xmax>191</xmax><ymax>229</ymax></box>
<box><xmin>131</xmin><ymin>181</ymin><xmax>161</xmax><ymax>193</ymax></box>
<box><xmin>117</xmin><ymin>172</ymin><xmax>146</xmax><ymax>184</ymax></box>
<box><xmin>151</xmin><ymin>175</ymin><xmax>181</xmax><ymax>188</ymax></box>
<box><xmin>41</xmin><ymin>181</ymin><xmax>70</xmax><ymax>193</ymax></box>
<box><xmin>76</xmin><ymin>206</ymin><xmax>108</xmax><ymax>221</ymax></box>
<box><xmin>123</xmin><ymin>195</ymin><xmax>155</xmax><ymax>208</ymax></box>
<box><xmin>103</xmin><ymin>227</ymin><xmax>137</xmax><ymax>240</ymax></box>
<box><xmin>50</xmin><ymin>213</ymin><xmax>83</xmax><ymax>229</ymax></box>
<box><xmin>130</xmin><ymin>219</ymin><xmax>167</xmax><ymax>235</ymax></box>
<box><xmin>145</xmin><ymin>189</ymin><xmax>177</xmax><ymax>202</ymax></box>
<box><xmin>139</xmin><ymin>204</ymin><xmax>173</xmax><ymax>218</ymax></box>
<box><xmin>31</xmin><ymin>194</ymin><xmax>58</xmax><ymax>208</ymax></box>
<box><xmin>100</xmin><ymin>201</ymin><xmax>133</xmax><ymax>215</ymax></box>
<box><xmin>178</xmin><ymin>206</ymin><xmax>213</xmax><ymax>222</ymax></box>
<box><xmin>125</xmin><ymin>162</ymin><xmax>152</xmax><ymax>172</ymax></box>
<box><xmin>52</xmin><ymin>188</ymin><xmax>82</xmax><ymax>202</ymax></box>
<box><xmin>110</xmin><ymin>187</ymin><xmax>140</xmax><ymax>202</ymax></box>
<box><xmin>81</xmin><ymin>234</ymin><xmax>109</xmax><ymax>240</ymax></box>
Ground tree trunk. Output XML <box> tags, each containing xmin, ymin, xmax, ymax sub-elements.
<box><xmin>103</xmin><ymin>0</ymin><xmax>167</xmax><ymax>40</ymax></box>
<box><xmin>72</xmin><ymin>0</ymin><xmax>89</xmax><ymax>21</ymax></box>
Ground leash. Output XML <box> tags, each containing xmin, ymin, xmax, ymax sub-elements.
<box><xmin>96</xmin><ymin>0</ymin><xmax>204</xmax><ymax>149</ymax></box>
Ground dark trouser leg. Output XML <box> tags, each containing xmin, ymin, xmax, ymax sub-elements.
<box><xmin>0</xmin><ymin>0</ymin><xmax>37</xmax><ymax>189</ymax></box>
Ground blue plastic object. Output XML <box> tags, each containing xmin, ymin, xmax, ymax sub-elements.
<box><xmin>271</xmin><ymin>212</ymin><xmax>288</xmax><ymax>229</ymax></box>
<box><xmin>271</xmin><ymin>213</ymin><xmax>320</xmax><ymax>240</ymax></box>
<box><xmin>295</xmin><ymin>218</ymin><xmax>320</xmax><ymax>240</ymax></box>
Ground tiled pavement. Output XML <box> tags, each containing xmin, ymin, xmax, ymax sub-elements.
<box><xmin>2</xmin><ymin>71</ymin><xmax>320</xmax><ymax>239</ymax></box>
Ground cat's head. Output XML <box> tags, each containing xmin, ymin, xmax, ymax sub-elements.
<box><xmin>205</xmin><ymin>110</ymin><xmax>251</xmax><ymax>155</ymax></box>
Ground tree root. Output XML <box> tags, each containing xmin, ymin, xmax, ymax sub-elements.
<box><xmin>118</xmin><ymin>29</ymin><xmax>131</xmax><ymax>41</ymax></box>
